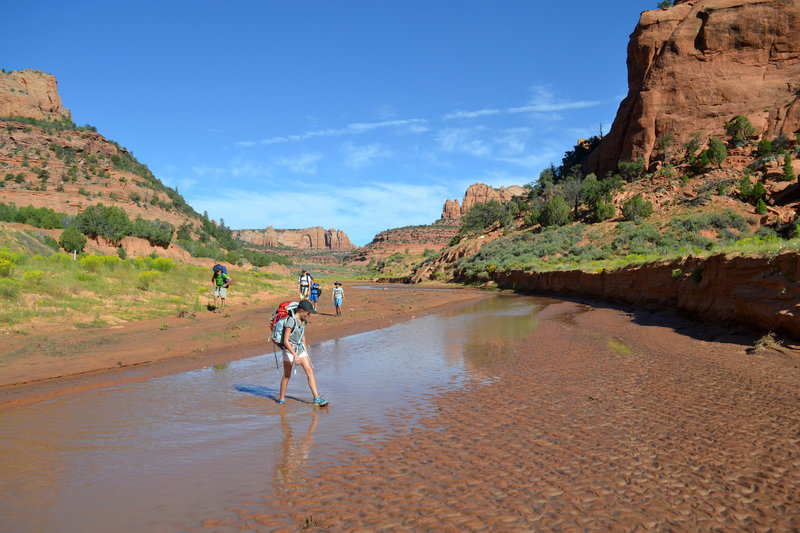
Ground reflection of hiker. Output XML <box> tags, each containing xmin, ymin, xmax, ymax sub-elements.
<box><xmin>274</xmin><ymin>409</ymin><xmax>318</xmax><ymax>504</ymax></box>
<box><xmin>278</xmin><ymin>299</ymin><xmax>328</xmax><ymax>406</ymax></box>
<box><xmin>211</xmin><ymin>266</ymin><xmax>231</xmax><ymax>313</ymax></box>
<box><xmin>309</xmin><ymin>281</ymin><xmax>321</xmax><ymax>310</ymax></box>
<box><xmin>332</xmin><ymin>281</ymin><xmax>344</xmax><ymax>316</ymax></box>
<box><xmin>298</xmin><ymin>268</ymin><xmax>312</xmax><ymax>300</ymax></box>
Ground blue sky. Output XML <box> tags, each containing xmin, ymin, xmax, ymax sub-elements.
<box><xmin>4</xmin><ymin>1</ymin><xmax>656</xmax><ymax>246</ymax></box>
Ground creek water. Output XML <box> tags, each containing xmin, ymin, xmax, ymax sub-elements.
<box><xmin>0</xmin><ymin>293</ymin><xmax>542</xmax><ymax>532</ymax></box>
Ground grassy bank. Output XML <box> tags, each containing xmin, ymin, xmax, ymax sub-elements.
<box><xmin>0</xmin><ymin>248</ymin><xmax>291</xmax><ymax>329</ymax></box>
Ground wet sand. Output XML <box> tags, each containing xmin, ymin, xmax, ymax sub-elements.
<box><xmin>198</xmin><ymin>299</ymin><xmax>800</xmax><ymax>531</ymax></box>
<box><xmin>0</xmin><ymin>285</ymin><xmax>489</xmax><ymax>409</ymax></box>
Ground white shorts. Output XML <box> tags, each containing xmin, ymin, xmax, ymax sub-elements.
<box><xmin>282</xmin><ymin>349</ymin><xmax>307</xmax><ymax>364</ymax></box>
<box><xmin>214</xmin><ymin>286</ymin><xmax>227</xmax><ymax>298</ymax></box>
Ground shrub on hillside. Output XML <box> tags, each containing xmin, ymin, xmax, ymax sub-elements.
<box><xmin>725</xmin><ymin>115</ymin><xmax>755</xmax><ymax>147</ymax></box>
<box><xmin>539</xmin><ymin>195</ymin><xmax>571</xmax><ymax>227</ymax></box>
<box><xmin>621</xmin><ymin>195</ymin><xmax>654</xmax><ymax>221</ymax></box>
<box><xmin>78</xmin><ymin>254</ymin><xmax>104</xmax><ymax>273</ymax></box>
<box><xmin>618</xmin><ymin>157</ymin><xmax>646</xmax><ymax>181</ymax></box>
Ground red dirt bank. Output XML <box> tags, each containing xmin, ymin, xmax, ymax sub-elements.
<box><xmin>492</xmin><ymin>251</ymin><xmax>800</xmax><ymax>340</ymax></box>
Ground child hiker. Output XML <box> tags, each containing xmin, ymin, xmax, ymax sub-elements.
<box><xmin>278</xmin><ymin>299</ymin><xmax>328</xmax><ymax>406</ymax></box>
<box><xmin>332</xmin><ymin>281</ymin><xmax>344</xmax><ymax>316</ymax></box>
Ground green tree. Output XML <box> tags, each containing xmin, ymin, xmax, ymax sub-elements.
<box><xmin>755</xmin><ymin>198</ymin><xmax>767</xmax><ymax>215</ymax></box>
<box><xmin>707</xmin><ymin>137</ymin><xmax>728</xmax><ymax>167</ymax></box>
<box><xmin>59</xmin><ymin>226</ymin><xmax>87</xmax><ymax>253</ymax></box>
<box><xmin>657</xmin><ymin>0</ymin><xmax>673</xmax><ymax>7</ymax></box>
<box><xmin>757</xmin><ymin>138</ymin><xmax>774</xmax><ymax>158</ymax></box>
<box><xmin>74</xmin><ymin>204</ymin><xmax>131</xmax><ymax>245</ymax></box>
<box><xmin>539</xmin><ymin>195</ymin><xmax>571</xmax><ymax>227</ymax></box>
<box><xmin>724</xmin><ymin>115</ymin><xmax>755</xmax><ymax>147</ymax></box>
<box><xmin>782</xmin><ymin>154</ymin><xmax>796</xmax><ymax>182</ymax></box>
<box><xmin>739</xmin><ymin>176</ymin><xmax>754</xmax><ymax>202</ymax></box>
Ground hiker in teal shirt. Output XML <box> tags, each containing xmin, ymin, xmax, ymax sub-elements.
<box><xmin>211</xmin><ymin>269</ymin><xmax>231</xmax><ymax>313</ymax></box>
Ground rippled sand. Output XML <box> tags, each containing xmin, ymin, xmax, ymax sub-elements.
<box><xmin>202</xmin><ymin>300</ymin><xmax>800</xmax><ymax>531</ymax></box>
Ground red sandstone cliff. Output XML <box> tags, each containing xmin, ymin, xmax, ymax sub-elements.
<box><xmin>587</xmin><ymin>0</ymin><xmax>800</xmax><ymax>176</ymax></box>
<box><xmin>233</xmin><ymin>226</ymin><xmax>355</xmax><ymax>250</ymax></box>
<box><xmin>441</xmin><ymin>183</ymin><xmax>527</xmax><ymax>219</ymax></box>
<box><xmin>0</xmin><ymin>69</ymin><xmax>71</xmax><ymax>120</ymax></box>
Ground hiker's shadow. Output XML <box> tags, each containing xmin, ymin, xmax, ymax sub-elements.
<box><xmin>234</xmin><ymin>384</ymin><xmax>306</xmax><ymax>403</ymax></box>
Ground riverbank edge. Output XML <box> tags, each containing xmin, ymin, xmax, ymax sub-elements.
<box><xmin>490</xmin><ymin>251</ymin><xmax>800</xmax><ymax>341</ymax></box>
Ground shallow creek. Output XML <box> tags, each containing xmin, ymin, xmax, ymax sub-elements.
<box><xmin>1</xmin><ymin>293</ymin><xmax>541</xmax><ymax>532</ymax></box>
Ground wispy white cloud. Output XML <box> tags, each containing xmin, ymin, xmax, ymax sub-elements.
<box><xmin>509</xmin><ymin>84</ymin><xmax>601</xmax><ymax>114</ymax></box>
<box><xmin>443</xmin><ymin>108</ymin><xmax>502</xmax><ymax>120</ymax></box>
<box><xmin>273</xmin><ymin>153</ymin><xmax>322</xmax><ymax>174</ymax></box>
<box><xmin>236</xmin><ymin>118</ymin><xmax>429</xmax><ymax>147</ymax></box>
<box><xmin>342</xmin><ymin>143</ymin><xmax>392</xmax><ymax>170</ymax></box>
<box><xmin>435</xmin><ymin>127</ymin><xmax>491</xmax><ymax>157</ymax></box>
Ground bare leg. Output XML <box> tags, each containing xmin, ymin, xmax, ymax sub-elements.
<box><xmin>297</xmin><ymin>357</ymin><xmax>320</xmax><ymax>398</ymax></box>
<box><xmin>279</xmin><ymin>360</ymin><xmax>293</xmax><ymax>401</ymax></box>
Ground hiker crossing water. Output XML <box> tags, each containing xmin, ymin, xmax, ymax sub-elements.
<box><xmin>269</xmin><ymin>299</ymin><xmax>328</xmax><ymax>406</ymax></box>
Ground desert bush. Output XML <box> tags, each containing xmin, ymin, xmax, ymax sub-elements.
<box><xmin>137</xmin><ymin>271</ymin><xmax>158</xmax><ymax>291</ymax></box>
<box><xmin>621</xmin><ymin>195</ymin><xmax>653</xmax><ymax>221</ymax></box>
<box><xmin>151</xmin><ymin>257</ymin><xmax>176</xmax><ymax>272</ymax></box>
<box><xmin>21</xmin><ymin>270</ymin><xmax>43</xmax><ymax>285</ymax></box>
<box><xmin>0</xmin><ymin>278</ymin><xmax>20</xmax><ymax>299</ymax></box>
<box><xmin>757</xmin><ymin>138</ymin><xmax>774</xmax><ymax>157</ymax></box>
<box><xmin>539</xmin><ymin>195</ymin><xmax>570</xmax><ymax>227</ymax></box>
<box><xmin>725</xmin><ymin>115</ymin><xmax>755</xmax><ymax>147</ymax></box>
<box><xmin>618</xmin><ymin>157</ymin><xmax>646</xmax><ymax>181</ymax></box>
<box><xmin>592</xmin><ymin>200</ymin><xmax>616</xmax><ymax>222</ymax></box>
<box><xmin>0</xmin><ymin>259</ymin><xmax>13</xmax><ymax>277</ymax></box>
<box><xmin>79</xmin><ymin>254</ymin><xmax>104</xmax><ymax>273</ymax></box>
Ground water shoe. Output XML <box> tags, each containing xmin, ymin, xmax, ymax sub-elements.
<box><xmin>312</xmin><ymin>396</ymin><xmax>328</xmax><ymax>406</ymax></box>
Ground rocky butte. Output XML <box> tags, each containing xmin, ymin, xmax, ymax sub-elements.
<box><xmin>441</xmin><ymin>183</ymin><xmax>527</xmax><ymax>219</ymax></box>
<box><xmin>0</xmin><ymin>69</ymin><xmax>70</xmax><ymax>120</ymax></box>
<box><xmin>587</xmin><ymin>0</ymin><xmax>800</xmax><ymax>176</ymax></box>
<box><xmin>233</xmin><ymin>226</ymin><xmax>355</xmax><ymax>250</ymax></box>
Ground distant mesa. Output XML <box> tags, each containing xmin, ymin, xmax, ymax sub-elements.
<box><xmin>586</xmin><ymin>0</ymin><xmax>800</xmax><ymax>176</ymax></box>
<box><xmin>441</xmin><ymin>183</ymin><xmax>527</xmax><ymax>219</ymax></box>
<box><xmin>0</xmin><ymin>69</ymin><xmax>71</xmax><ymax>121</ymax></box>
<box><xmin>233</xmin><ymin>226</ymin><xmax>355</xmax><ymax>250</ymax></box>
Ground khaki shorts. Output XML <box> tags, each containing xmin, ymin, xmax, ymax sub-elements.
<box><xmin>299</xmin><ymin>286</ymin><xmax>310</xmax><ymax>298</ymax></box>
<box><xmin>214</xmin><ymin>286</ymin><xmax>227</xmax><ymax>298</ymax></box>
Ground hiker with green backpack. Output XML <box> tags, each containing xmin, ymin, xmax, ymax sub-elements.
<box><xmin>272</xmin><ymin>299</ymin><xmax>328</xmax><ymax>406</ymax></box>
<box><xmin>211</xmin><ymin>264</ymin><xmax>231</xmax><ymax>313</ymax></box>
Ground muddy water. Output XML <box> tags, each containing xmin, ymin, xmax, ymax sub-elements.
<box><xmin>0</xmin><ymin>294</ymin><xmax>540</xmax><ymax>532</ymax></box>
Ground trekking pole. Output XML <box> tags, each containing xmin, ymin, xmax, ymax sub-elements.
<box><xmin>272</xmin><ymin>344</ymin><xmax>281</xmax><ymax>374</ymax></box>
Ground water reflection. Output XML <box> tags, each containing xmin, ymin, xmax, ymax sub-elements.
<box><xmin>274</xmin><ymin>409</ymin><xmax>319</xmax><ymax>504</ymax></box>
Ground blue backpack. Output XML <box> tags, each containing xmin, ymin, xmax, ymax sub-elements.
<box><xmin>213</xmin><ymin>264</ymin><xmax>227</xmax><ymax>275</ymax></box>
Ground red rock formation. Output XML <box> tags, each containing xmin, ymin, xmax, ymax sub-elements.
<box><xmin>0</xmin><ymin>69</ymin><xmax>71</xmax><ymax>120</ymax></box>
<box><xmin>233</xmin><ymin>226</ymin><xmax>355</xmax><ymax>250</ymax></box>
<box><xmin>441</xmin><ymin>183</ymin><xmax>527</xmax><ymax>219</ymax></box>
<box><xmin>441</xmin><ymin>199</ymin><xmax>461</xmax><ymax>219</ymax></box>
<box><xmin>587</xmin><ymin>0</ymin><xmax>800</xmax><ymax>176</ymax></box>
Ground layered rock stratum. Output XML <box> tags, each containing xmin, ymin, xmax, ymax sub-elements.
<box><xmin>587</xmin><ymin>0</ymin><xmax>800</xmax><ymax>176</ymax></box>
